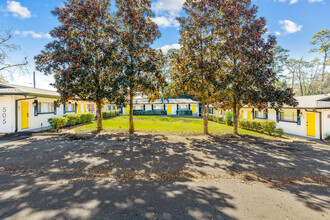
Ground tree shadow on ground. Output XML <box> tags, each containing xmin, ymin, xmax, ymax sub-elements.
<box><xmin>0</xmin><ymin>133</ymin><xmax>329</xmax><ymax>218</ymax></box>
<box><xmin>187</xmin><ymin>134</ymin><xmax>330</xmax><ymax>212</ymax></box>
<box><xmin>0</xmin><ymin>134</ymin><xmax>236</xmax><ymax>219</ymax></box>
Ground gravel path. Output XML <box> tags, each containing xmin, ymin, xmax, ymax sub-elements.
<box><xmin>0</xmin><ymin>133</ymin><xmax>329</xmax><ymax>219</ymax></box>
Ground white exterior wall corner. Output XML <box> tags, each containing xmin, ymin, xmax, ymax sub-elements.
<box><xmin>322</xmin><ymin>109</ymin><xmax>330</xmax><ymax>139</ymax></box>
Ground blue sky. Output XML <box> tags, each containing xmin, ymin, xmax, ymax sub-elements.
<box><xmin>1</xmin><ymin>0</ymin><xmax>329</xmax><ymax>90</ymax></box>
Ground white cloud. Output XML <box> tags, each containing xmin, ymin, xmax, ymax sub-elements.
<box><xmin>159</xmin><ymin>44</ymin><xmax>181</xmax><ymax>54</ymax></box>
<box><xmin>152</xmin><ymin>16</ymin><xmax>179</xmax><ymax>28</ymax></box>
<box><xmin>15</xmin><ymin>30</ymin><xmax>52</xmax><ymax>39</ymax></box>
<box><xmin>279</xmin><ymin>20</ymin><xmax>303</xmax><ymax>34</ymax></box>
<box><xmin>152</xmin><ymin>0</ymin><xmax>185</xmax><ymax>14</ymax></box>
<box><xmin>275</xmin><ymin>31</ymin><xmax>282</xmax><ymax>36</ymax></box>
<box><xmin>275</xmin><ymin>0</ymin><xmax>324</xmax><ymax>4</ymax></box>
<box><xmin>152</xmin><ymin>0</ymin><xmax>185</xmax><ymax>28</ymax></box>
<box><xmin>6</xmin><ymin>1</ymin><xmax>31</xmax><ymax>19</ymax></box>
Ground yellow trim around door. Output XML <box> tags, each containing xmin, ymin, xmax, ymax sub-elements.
<box><xmin>125</xmin><ymin>106</ymin><xmax>129</xmax><ymax>115</ymax></box>
<box><xmin>78</xmin><ymin>104</ymin><xmax>81</xmax><ymax>113</ymax></box>
<box><xmin>241</xmin><ymin>110</ymin><xmax>244</xmax><ymax>119</ymax></box>
<box><xmin>21</xmin><ymin>101</ymin><xmax>29</xmax><ymax>129</ymax></box>
<box><xmin>167</xmin><ymin>105</ymin><xmax>172</xmax><ymax>115</ymax></box>
<box><xmin>192</xmin><ymin>105</ymin><xmax>197</xmax><ymax>114</ymax></box>
<box><xmin>84</xmin><ymin>104</ymin><xmax>86</xmax><ymax>113</ymax></box>
<box><xmin>248</xmin><ymin>110</ymin><xmax>252</xmax><ymax>119</ymax></box>
<box><xmin>306</xmin><ymin>113</ymin><xmax>316</xmax><ymax>137</ymax></box>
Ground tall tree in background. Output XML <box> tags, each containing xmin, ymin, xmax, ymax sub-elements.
<box><xmin>272</xmin><ymin>46</ymin><xmax>289</xmax><ymax>88</ymax></box>
<box><xmin>171</xmin><ymin>0</ymin><xmax>222</xmax><ymax>135</ymax></box>
<box><xmin>217</xmin><ymin>0</ymin><xmax>296</xmax><ymax>135</ymax></box>
<box><xmin>310</xmin><ymin>29</ymin><xmax>329</xmax><ymax>84</ymax></box>
<box><xmin>0</xmin><ymin>29</ymin><xmax>28</xmax><ymax>80</ymax></box>
<box><xmin>35</xmin><ymin>0</ymin><xmax>122</xmax><ymax>132</ymax></box>
<box><xmin>115</xmin><ymin>0</ymin><xmax>165</xmax><ymax>134</ymax></box>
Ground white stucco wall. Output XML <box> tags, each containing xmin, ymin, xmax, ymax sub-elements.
<box><xmin>0</xmin><ymin>95</ymin><xmax>15</xmax><ymax>133</ymax></box>
<box><xmin>0</xmin><ymin>95</ymin><xmax>95</xmax><ymax>133</ymax></box>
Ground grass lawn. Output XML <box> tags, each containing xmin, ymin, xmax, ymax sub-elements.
<box><xmin>73</xmin><ymin>116</ymin><xmax>285</xmax><ymax>140</ymax></box>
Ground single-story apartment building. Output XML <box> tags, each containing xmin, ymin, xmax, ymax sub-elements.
<box><xmin>0</xmin><ymin>84</ymin><xmax>95</xmax><ymax>133</ymax></box>
<box><xmin>121</xmin><ymin>98</ymin><xmax>200</xmax><ymax>117</ymax></box>
<box><xmin>240</xmin><ymin>94</ymin><xmax>330</xmax><ymax>140</ymax></box>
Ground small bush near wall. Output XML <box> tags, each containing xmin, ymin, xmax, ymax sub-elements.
<box><xmin>77</xmin><ymin>113</ymin><xmax>95</xmax><ymax>124</ymax></box>
<box><xmin>208</xmin><ymin>114</ymin><xmax>225</xmax><ymax>124</ymax></box>
<box><xmin>176</xmin><ymin>110</ymin><xmax>192</xmax><ymax>115</ymax></box>
<box><xmin>48</xmin><ymin>117</ymin><xmax>68</xmax><ymax>131</ymax></box>
<box><xmin>275</xmin><ymin>128</ymin><xmax>284</xmax><ymax>137</ymax></box>
<box><xmin>133</xmin><ymin>110</ymin><xmax>167</xmax><ymax>115</ymax></box>
<box><xmin>225</xmin><ymin>111</ymin><xmax>233</xmax><ymax>126</ymax></box>
<box><xmin>325</xmin><ymin>135</ymin><xmax>330</xmax><ymax>141</ymax></box>
<box><xmin>49</xmin><ymin>113</ymin><xmax>95</xmax><ymax>132</ymax></box>
<box><xmin>66</xmin><ymin>114</ymin><xmax>80</xmax><ymax>126</ymax></box>
<box><xmin>239</xmin><ymin>119</ymin><xmax>279</xmax><ymax>135</ymax></box>
<box><xmin>103</xmin><ymin>110</ymin><xmax>120</xmax><ymax>119</ymax></box>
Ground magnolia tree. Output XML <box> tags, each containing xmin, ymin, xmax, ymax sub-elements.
<box><xmin>35</xmin><ymin>0</ymin><xmax>124</xmax><ymax>132</ymax></box>
<box><xmin>115</xmin><ymin>0</ymin><xmax>166</xmax><ymax>134</ymax></box>
<box><xmin>216</xmin><ymin>0</ymin><xmax>297</xmax><ymax>135</ymax></box>
<box><xmin>170</xmin><ymin>0</ymin><xmax>222</xmax><ymax>135</ymax></box>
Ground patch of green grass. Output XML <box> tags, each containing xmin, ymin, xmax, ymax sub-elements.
<box><xmin>74</xmin><ymin>116</ymin><xmax>284</xmax><ymax>139</ymax></box>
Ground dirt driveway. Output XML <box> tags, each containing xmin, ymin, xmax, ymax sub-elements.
<box><xmin>0</xmin><ymin>133</ymin><xmax>329</xmax><ymax>219</ymax></box>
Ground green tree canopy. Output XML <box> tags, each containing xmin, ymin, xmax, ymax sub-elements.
<box><xmin>35</xmin><ymin>0</ymin><xmax>123</xmax><ymax>132</ymax></box>
<box><xmin>115</xmin><ymin>0</ymin><xmax>166</xmax><ymax>134</ymax></box>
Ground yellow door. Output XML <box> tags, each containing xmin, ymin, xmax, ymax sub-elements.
<box><xmin>248</xmin><ymin>110</ymin><xmax>251</xmax><ymax>119</ymax></box>
<box><xmin>192</xmin><ymin>105</ymin><xmax>197</xmax><ymax>114</ymax></box>
<box><xmin>241</xmin><ymin>110</ymin><xmax>244</xmax><ymax>119</ymax></box>
<box><xmin>84</xmin><ymin>104</ymin><xmax>86</xmax><ymax>113</ymax></box>
<box><xmin>78</xmin><ymin>104</ymin><xmax>81</xmax><ymax>113</ymax></box>
<box><xmin>167</xmin><ymin>105</ymin><xmax>172</xmax><ymax>115</ymax></box>
<box><xmin>306</xmin><ymin>113</ymin><xmax>316</xmax><ymax>137</ymax></box>
<box><xmin>21</xmin><ymin>101</ymin><xmax>29</xmax><ymax>129</ymax></box>
<box><xmin>125</xmin><ymin>106</ymin><xmax>129</xmax><ymax>115</ymax></box>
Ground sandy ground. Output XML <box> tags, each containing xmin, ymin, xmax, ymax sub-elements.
<box><xmin>0</xmin><ymin>132</ymin><xmax>329</xmax><ymax>219</ymax></box>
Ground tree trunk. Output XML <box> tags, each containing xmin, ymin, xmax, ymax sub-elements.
<box><xmin>202</xmin><ymin>101</ymin><xmax>208</xmax><ymax>135</ymax></box>
<box><xmin>96</xmin><ymin>101</ymin><xmax>103</xmax><ymax>132</ymax></box>
<box><xmin>233</xmin><ymin>100</ymin><xmax>238</xmax><ymax>136</ymax></box>
<box><xmin>322</xmin><ymin>51</ymin><xmax>327</xmax><ymax>82</ymax></box>
<box><xmin>129</xmin><ymin>89</ymin><xmax>134</xmax><ymax>134</ymax></box>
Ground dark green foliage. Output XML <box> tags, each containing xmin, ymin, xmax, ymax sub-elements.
<box><xmin>225</xmin><ymin>111</ymin><xmax>233</xmax><ymax>126</ymax></box>
<box><xmin>65</xmin><ymin>114</ymin><xmax>80</xmax><ymax>126</ymax></box>
<box><xmin>176</xmin><ymin>110</ymin><xmax>192</xmax><ymax>115</ymax></box>
<box><xmin>275</xmin><ymin>128</ymin><xmax>284</xmax><ymax>137</ymax></box>
<box><xmin>77</xmin><ymin>113</ymin><xmax>95</xmax><ymax>124</ymax></box>
<box><xmin>48</xmin><ymin>116</ymin><xmax>68</xmax><ymax>131</ymax></box>
<box><xmin>133</xmin><ymin>110</ymin><xmax>167</xmax><ymax>116</ymax></box>
<box><xmin>208</xmin><ymin>114</ymin><xmax>225</xmax><ymax>124</ymax></box>
<box><xmin>238</xmin><ymin>119</ymin><xmax>278</xmax><ymax>135</ymax></box>
<box><xmin>102</xmin><ymin>110</ymin><xmax>120</xmax><ymax>119</ymax></box>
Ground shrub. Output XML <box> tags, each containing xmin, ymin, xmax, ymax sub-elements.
<box><xmin>275</xmin><ymin>128</ymin><xmax>284</xmax><ymax>137</ymax></box>
<box><xmin>176</xmin><ymin>110</ymin><xmax>192</xmax><ymax>115</ymax></box>
<box><xmin>77</xmin><ymin>113</ymin><xmax>95</xmax><ymax>124</ymax></box>
<box><xmin>65</xmin><ymin>114</ymin><xmax>80</xmax><ymax>126</ymax></box>
<box><xmin>325</xmin><ymin>135</ymin><xmax>330</xmax><ymax>141</ymax></box>
<box><xmin>134</xmin><ymin>110</ymin><xmax>167</xmax><ymax>115</ymax></box>
<box><xmin>225</xmin><ymin>111</ymin><xmax>233</xmax><ymax>126</ymax></box>
<box><xmin>239</xmin><ymin>119</ymin><xmax>278</xmax><ymax>136</ymax></box>
<box><xmin>48</xmin><ymin>116</ymin><xmax>68</xmax><ymax>131</ymax></box>
<box><xmin>103</xmin><ymin>110</ymin><xmax>120</xmax><ymax>119</ymax></box>
<box><xmin>262</xmin><ymin>120</ymin><xmax>277</xmax><ymax>135</ymax></box>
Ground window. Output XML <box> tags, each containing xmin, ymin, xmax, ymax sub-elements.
<box><xmin>38</xmin><ymin>102</ymin><xmax>54</xmax><ymax>114</ymax></box>
<box><xmin>153</xmin><ymin>104</ymin><xmax>164</xmax><ymax>110</ymax></box>
<box><xmin>88</xmin><ymin>104</ymin><xmax>95</xmax><ymax>112</ymax></box>
<box><xmin>255</xmin><ymin>110</ymin><xmax>267</xmax><ymax>119</ymax></box>
<box><xmin>179</xmin><ymin>104</ymin><xmax>189</xmax><ymax>110</ymax></box>
<box><xmin>133</xmin><ymin>105</ymin><xmax>144</xmax><ymax>110</ymax></box>
<box><xmin>279</xmin><ymin>111</ymin><xmax>297</xmax><ymax>122</ymax></box>
<box><xmin>65</xmin><ymin>103</ymin><xmax>75</xmax><ymax>112</ymax></box>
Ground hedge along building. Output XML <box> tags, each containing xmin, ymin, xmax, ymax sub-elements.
<box><xmin>121</xmin><ymin>98</ymin><xmax>200</xmax><ymax>116</ymax></box>
<box><xmin>0</xmin><ymin>84</ymin><xmax>96</xmax><ymax>133</ymax></box>
<box><xmin>240</xmin><ymin>94</ymin><xmax>330</xmax><ymax>140</ymax></box>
